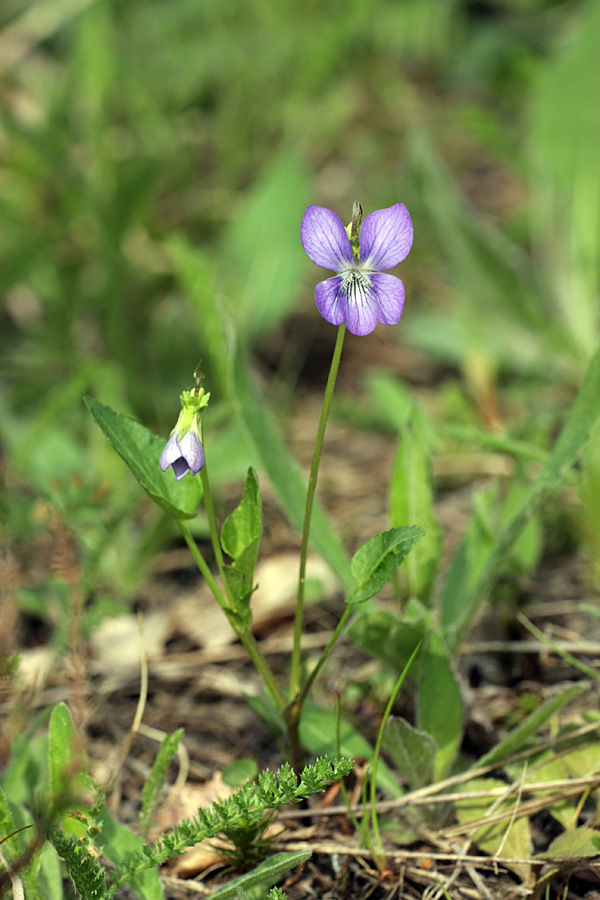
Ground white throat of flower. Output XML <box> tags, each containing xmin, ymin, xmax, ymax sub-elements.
<box><xmin>339</xmin><ymin>261</ymin><xmax>374</xmax><ymax>298</ymax></box>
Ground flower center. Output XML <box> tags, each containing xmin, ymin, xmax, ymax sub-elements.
<box><xmin>340</xmin><ymin>268</ymin><xmax>372</xmax><ymax>299</ymax></box>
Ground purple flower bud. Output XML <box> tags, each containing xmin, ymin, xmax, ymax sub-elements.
<box><xmin>160</xmin><ymin>385</ymin><xmax>209</xmax><ymax>480</ymax></box>
<box><xmin>160</xmin><ymin>430</ymin><xmax>205</xmax><ymax>481</ymax></box>
<box><xmin>301</xmin><ymin>203</ymin><xmax>413</xmax><ymax>336</ymax></box>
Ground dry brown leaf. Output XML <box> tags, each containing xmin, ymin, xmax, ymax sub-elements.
<box><xmin>89</xmin><ymin>611</ymin><xmax>171</xmax><ymax>675</ymax></box>
<box><xmin>173</xmin><ymin>553</ymin><xmax>337</xmax><ymax>649</ymax></box>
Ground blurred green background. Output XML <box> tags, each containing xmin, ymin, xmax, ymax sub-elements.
<box><xmin>2</xmin><ymin>0</ymin><xmax>599</xmax><ymax>610</ymax></box>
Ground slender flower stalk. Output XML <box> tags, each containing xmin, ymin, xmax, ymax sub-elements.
<box><xmin>288</xmin><ymin>325</ymin><xmax>346</xmax><ymax>720</ymax></box>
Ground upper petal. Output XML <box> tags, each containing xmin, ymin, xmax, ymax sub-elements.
<box><xmin>359</xmin><ymin>204</ymin><xmax>413</xmax><ymax>271</ymax></box>
<box><xmin>301</xmin><ymin>206</ymin><xmax>353</xmax><ymax>272</ymax></box>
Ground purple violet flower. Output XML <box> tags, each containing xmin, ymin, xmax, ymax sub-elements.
<box><xmin>160</xmin><ymin>386</ymin><xmax>209</xmax><ymax>480</ymax></box>
<box><xmin>301</xmin><ymin>203</ymin><xmax>413</xmax><ymax>336</ymax></box>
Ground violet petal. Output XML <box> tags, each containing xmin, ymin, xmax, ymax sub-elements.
<box><xmin>359</xmin><ymin>204</ymin><xmax>413</xmax><ymax>271</ymax></box>
<box><xmin>315</xmin><ymin>276</ymin><xmax>346</xmax><ymax>327</ymax></box>
<box><xmin>172</xmin><ymin>457</ymin><xmax>191</xmax><ymax>480</ymax></box>
<box><xmin>179</xmin><ymin>431</ymin><xmax>205</xmax><ymax>474</ymax></box>
<box><xmin>370</xmin><ymin>273</ymin><xmax>405</xmax><ymax>326</ymax></box>
<box><xmin>301</xmin><ymin>206</ymin><xmax>353</xmax><ymax>272</ymax></box>
<box><xmin>342</xmin><ymin>275</ymin><xmax>379</xmax><ymax>336</ymax></box>
<box><xmin>159</xmin><ymin>433</ymin><xmax>181</xmax><ymax>471</ymax></box>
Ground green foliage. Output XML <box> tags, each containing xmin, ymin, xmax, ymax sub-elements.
<box><xmin>442</xmin><ymin>339</ymin><xmax>600</xmax><ymax>653</ymax></box>
<box><xmin>417</xmin><ymin>633</ymin><xmax>463</xmax><ymax>782</ymax></box>
<box><xmin>223</xmin><ymin>760</ymin><xmax>260</xmax><ymax>788</ymax></box>
<box><xmin>85</xmin><ymin>398</ymin><xmax>202</xmax><ymax>519</ymax></box>
<box><xmin>346</xmin><ymin>526</ymin><xmax>423</xmax><ymax>605</ymax></box>
<box><xmin>4</xmin><ymin>1</ymin><xmax>600</xmax><ymax>894</ymax></box>
<box><xmin>209</xmin><ymin>852</ymin><xmax>311</xmax><ymax>900</ymax></box>
<box><xmin>389</xmin><ymin>405</ymin><xmax>441</xmax><ymax>603</ymax></box>
<box><xmin>221</xmin><ymin>467</ymin><xmax>263</xmax><ymax>623</ymax></box>
<box><xmin>298</xmin><ymin>703</ymin><xmax>401</xmax><ymax>798</ymax></box>
<box><xmin>267</xmin><ymin>888</ymin><xmax>287</xmax><ymax>900</ymax></box>
<box><xmin>145</xmin><ymin>757</ymin><xmax>352</xmax><ymax>870</ymax></box>
<box><xmin>49</xmin><ymin>828</ymin><xmax>114</xmax><ymax>900</ymax></box>
<box><xmin>382</xmin><ymin>717</ymin><xmax>435</xmax><ymax>792</ymax></box>
<box><xmin>140</xmin><ymin>729</ymin><xmax>184</xmax><ymax>841</ymax></box>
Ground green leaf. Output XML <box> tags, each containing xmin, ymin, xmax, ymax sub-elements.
<box><xmin>223</xmin><ymin>151</ymin><xmax>310</xmax><ymax>342</ymax></box>
<box><xmin>231</xmin><ymin>354</ymin><xmax>354</xmax><ymax>593</ymax></box>
<box><xmin>37</xmin><ymin>841</ymin><xmax>65</xmax><ymax>900</ymax></box>
<box><xmin>96</xmin><ymin>806</ymin><xmax>164</xmax><ymax>900</ymax></box>
<box><xmin>382</xmin><ymin>717</ymin><xmax>436</xmax><ymax>792</ymax></box>
<box><xmin>530</xmin><ymin>0</ymin><xmax>600</xmax><ymax>358</ymax></box>
<box><xmin>140</xmin><ymin>729</ymin><xmax>184</xmax><ymax>840</ymax></box>
<box><xmin>454</xmin><ymin>778</ymin><xmax>532</xmax><ymax>884</ymax></box>
<box><xmin>476</xmin><ymin>683</ymin><xmax>589</xmax><ymax>770</ymax></box>
<box><xmin>443</xmin><ymin>339</ymin><xmax>600</xmax><ymax>652</ymax></box>
<box><xmin>346</xmin><ymin>526</ymin><xmax>423</xmax><ymax>605</ymax></box>
<box><xmin>543</xmin><ymin>827</ymin><xmax>600</xmax><ymax>861</ymax></box>
<box><xmin>209</xmin><ymin>851</ymin><xmax>311</xmax><ymax>900</ymax></box>
<box><xmin>347</xmin><ymin>600</ymin><xmax>432</xmax><ymax>675</ymax></box>
<box><xmin>389</xmin><ymin>405</ymin><xmax>441</xmax><ymax>603</ymax></box>
<box><xmin>85</xmin><ymin>397</ymin><xmax>202</xmax><ymax>520</ymax></box>
<box><xmin>221</xmin><ymin>468</ymin><xmax>263</xmax><ymax>577</ymax></box>
<box><xmin>409</xmin><ymin>128</ymin><xmax>544</xmax><ymax>336</ymax></box>
<box><xmin>506</xmin><ymin>750</ymin><xmax>576</xmax><ymax>830</ymax></box>
<box><xmin>417</xmin><ymin>632</ymin><xmax>463</xmax><ymax>780</ymax></box>
<box><xmin>363</xmin><ymin>370</ymin><xmax>415</xmax><ymax>432</ymax></box>
<box><xmin>222</xmin><ymin>759</ymin><xmax>259</xmax><ymax>787</ymax></box>
<box><xmin>439</xmin><ymin>483</ymin><xmax>497</xmax><ymax>640</ymax></box>
<box><xmin>0</xmin><ymin>785</ymin><xmax>16</xmax><ymax>857</ymax></box>
<box><xmin>167</xmin><ymin>236</ymin><xmax>231</xmax><ymax>393</ymax></box>
<box><xmin>47</xmin><ymin>703</ymin><xmax>85</xmax><ymax>828</ymax></box>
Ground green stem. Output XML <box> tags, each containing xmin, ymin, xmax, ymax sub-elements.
<box><xmin>236</xmin><ymin>629</ymin><xmax>287</xmax><ymax>712</ymax></box>
<box><xmin>181</xmin><ymin>467</ymin><xmax>286</xmax><ymax>713</ymax></box>
<box><xmin>289</xmin><ymin>324</ymin><xmax>346</xmax><ymax>703</ymax></box>
<box><xmin>178</xmin><ymin>520</ymin><xmax>226</xmax><ymax>607</ymax></box>
<box><xmin>295</xmin><ymin>606</ymin><xmax>352</xmax><ymax>711</ymax></box>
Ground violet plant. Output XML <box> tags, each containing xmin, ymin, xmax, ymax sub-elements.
<box><xmin>85</xmin><ymin>193</ymin><xmax>600</xmax><ymax>798</ymax></box>
<box><xmin>87</xmin><ymin>200</ymin><xmax>422</xmax><ymax>774</ymax></box>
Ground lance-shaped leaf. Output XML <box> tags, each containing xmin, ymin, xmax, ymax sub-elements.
<box><xmin>346</xmin><ymin>526</ymin><xmax>423</xmax><ymax>605</ymax></box>
<box><xmin>220</xmin><ymin>468</ymin><xmax>262</xmax><ymax>622</ymax></box>
<box><xmin>221</xmin><ymin>468</ymin><xmax>262</xmax><ymax>576</ymax></box>
<box><xmin>417</xmin><ymin>632</ymin><xmax>463</xmax><ymax>781</ymax></box>
<box><xmin>209</xmin><ymin>851</ymin><xmax>311</xmax><ymax>900</ymax></box>
<box><xmin>85</xmin><ymin>397</ymin><xmax>202</xmax><ymax>519</ymax></box>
